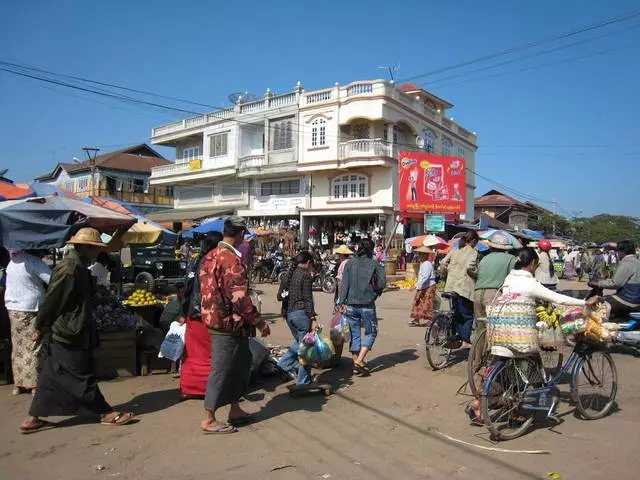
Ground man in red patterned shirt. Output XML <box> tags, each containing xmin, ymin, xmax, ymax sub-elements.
<box><xmin>199</xmin><ymin>216</ymin><xmax>269</xmax><ymax>434</ymax></box>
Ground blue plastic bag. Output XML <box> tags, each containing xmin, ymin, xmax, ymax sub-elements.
<box><xmin>297</xmin><ymin>329</ymin><xmax>334</xmax><ymax>365</ymax></box>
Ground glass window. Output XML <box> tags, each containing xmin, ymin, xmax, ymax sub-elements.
<box><xmin>209</xmin><ymin>133</ymin><xmax>228</xmax><ymax>157</ymax></box>
<box><xmin>424</xmin><ymin>129</ymin><xmax>436</xmax><ymax>153</ymax></box>
<box><xmin>260</xmin><ymin>179</ymin><xmax>301</xmax><ymax>196</ymax></box>
<box><xmin>442</xmin><ymin>138</ymin><xmax>452</xmax><ymax>156</ymax></box>
<box><xmin>220</xmin><ymin>183</ymin><xmax>243</xmax><ymax>198</ymax></box>
<box><xmin>182</xmin><ymin>145</ymin><xmax>199</xmax><ymax>162</ymax></box>
<box><xmin>331</xmin><ymin>174</ymin><xmax>368</xmax><ymax>200</ymax></box>
<box><xmin>271</xmin><ymin>117</ymin><xmax>294</xmax><ymax>150</ymax></box>
<box><xmin>133</xmin><ymin>179</ymin><xmax>144</xmax><ymax>194</ymax></box>
<box><xmin>456</xmin><ymin>145</ymin><xmax>465</xmax><ymax>158</ymax></box>
<box><xmin>311</xmin><ymin>117</ymin><xmax>327</xmax><ymax>147</ymax></box>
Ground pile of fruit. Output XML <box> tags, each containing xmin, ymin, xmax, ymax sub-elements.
<box><xmin>392</xmin><ymin>278</ymin><xmax>418</xmax><ymax>289</ymax></box>
<box><xmin>536</xmin><ymin>305</ymin><xmax>564</xmax><ymax>329</ymax></box>
<box><xmin>560</xmin><ymin>302</ymin><xmax>615</xmax><ymax>343</ymax></box>
<box><xmin>123</xmin><ymin>289</ymin><xmax>158</xmax><ymax>306</ymax></box>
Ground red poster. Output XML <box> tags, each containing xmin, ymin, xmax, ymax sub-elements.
<box><xmin>398</xmin><ymin>152</ymin><xmax>466</xmax><ymax>213</ymax></box>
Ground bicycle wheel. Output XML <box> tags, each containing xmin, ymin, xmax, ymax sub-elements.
<box><xmin>572</xmin><ymin>350</ymin><xmax>617</xmax><ymax>420</ymax></box>
<box><xmin>481</xmin><ymin>358</ymin><xmax>536</xmax><ymax>441</ymax></box>
<box><xmin>425</xmin><ymin>313</ymin><xmax>452</xmax><ymax>370</ymax></box>
<box><xmin>467</xmin><ymin>327</ymin><xmax>490</xmax><ymax>397</ymax></box>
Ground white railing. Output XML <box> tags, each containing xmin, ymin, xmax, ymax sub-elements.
<box><xmin>150</xmin><ymin>161</ymin><xmax>190</xmax><ymax>177</ymax></box>
<box><xmin>240</xmin><ymin>99</ymin><xmax>266</xmax><ymax>114</ymax></box>
<box><xmin>152</xmin><ymin>120</ymin><xmax>184</xmax><ymax>137</ymax></box>
<box><xmin>206</xmin><ymin>108</ymin><xmax>234</xmax><ymax>122</ymax></box>
<box><xmin>270</xmin><ymin>92</ymin><xmax>297</xmax><ymax>107</ymax></box>
<box><xmin>305</xmin><ymin>89</ymin><xmax>332</xmax><ymax>104</ymax></box>
<box><xmin>423</xmin><ymin>106</ymin><xmax>437</xmax><ymax>120</ymax></box>
<box><xmin>346</xmin><ymin>83</ymin><xmax>373</xmax><ymax>96</ymax></box>
<box><xmin>239</xmin><ymin>155</ymin><xmax>267</xmax><ymax>170</ymax></box>
<box><xmin>442</xmin><ymin>118</ymin><xmax>453</xmax><ymax>129</ymax></box>
<box><xmin>457</xmin><ymin>127</ymin><xmax>471</xmax><ymax>139</ymax></box>
<box><xmin>338</xmin><ymin>139</ymin><xmax>392</xmax><ymax>159</ymax></box>
<box><xmin>184</xmin><ymin>116</ymin><xmax>205</xmax><ymax>128</ymax></box>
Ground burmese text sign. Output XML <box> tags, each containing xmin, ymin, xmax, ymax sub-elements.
<box><xmin>398</xmin><ymin>152</ymin><xmax>465</xmax><ymax>213</ymax></box>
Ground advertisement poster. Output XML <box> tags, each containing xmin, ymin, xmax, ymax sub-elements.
<box><xmin>398</xmin><ymin>152</ymin><xmax>466</xmax><ymax>213</ymax></box>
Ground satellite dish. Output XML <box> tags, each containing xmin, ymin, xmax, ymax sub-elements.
<box><xmin>228</xmin><ymin>91</ymin><xmax>260</xmax><ymax>104</ymax></box>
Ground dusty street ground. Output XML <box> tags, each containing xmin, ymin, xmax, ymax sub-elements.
<box><xmin>1</xmin><ymin>280</ymin><xmax>639</xmax><ymax>480</ymax></box>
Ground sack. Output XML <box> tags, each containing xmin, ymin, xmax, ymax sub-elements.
<box><xmin>487</xmin><ymin>292</ymin><xmax>538</xmax><ymax>353</ymax></box>
<box><xmin>158</xmin><ymin>321</ymin><xmax>186</xmax><ymax>361</ymax></box>
<box><xmin>297</xmin><ymin>329</ymin><xmax>335</xmax><ymax>365</ymax></box>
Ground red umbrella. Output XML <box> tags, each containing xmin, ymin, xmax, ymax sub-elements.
<box><xmin>0</xmin><ymin>182</ymin><xmax>34</xmax><ymax>201</ymax></box>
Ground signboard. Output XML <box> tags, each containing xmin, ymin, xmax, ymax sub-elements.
<box><xmin>188</xmin><ymin>159</ymin><xmax>202</xmax><ymax>171</ymax></box>
<box><xmin>398</xmin><ymin>152</ymin><xmax>466</xmax><ymax>213</ymax></box>
<box><xmin>424</xmin><ymin>214</ymin><xmax>445</xmax><ymax>233</ymax></box>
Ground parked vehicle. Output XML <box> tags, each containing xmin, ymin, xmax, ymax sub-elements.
<box><xmin>122</xmin><ymin>245</ymin><xmax>187</xmax><ymax>292</ymax></box>
<box><xmin>312</xmin><ymin>258</ymin><xmax>338</xmax><ymax>294</ymax></box>
<box><xmin>251</xmin><ymin>248</ymin><xmax>288</xmax><ymax>284</ymax></box>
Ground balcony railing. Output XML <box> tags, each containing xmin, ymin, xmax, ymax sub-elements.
<box><xmin>74</xmin><ymin>188</ymin><xmax>173</xmax><ymax>206</ymax></box>
<box><xmin>150</xmin><ymin>161</ymin><xmax>191</xmax><ymax>178</ymax></box>
<box><xmin>339</xmin><ymin>139</ymin><xmax>393</xmax><ymax>160</ymax></box>
<box><xmin>238</xmin><ymin>155</ymin><xmax>267</xmax><ymax>170</ymax></box>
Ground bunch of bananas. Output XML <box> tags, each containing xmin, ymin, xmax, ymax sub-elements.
<box><xmin>393</xmin><ymin>278</ymin><xmax>418</xmax><ymax>289</ymax></box>
<box><xmin>536</xmin><ymin>305</ymin><xmax>563</xmax><ymax>329</ymax></box>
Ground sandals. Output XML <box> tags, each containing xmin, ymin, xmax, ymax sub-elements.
<box><xmin>227</xmin><ymin>414</ymin><xmax>255</xmax><ymax>427</ymax></box>
<box><xmin>202</xmin><ymin>423</ymin><xmax>238</xmax><ymax>435</ymax></box>
<box><xmin>19</xmin><ymin>419</ymin><xmax>55</xmax><ymax>435</ymax></box>
<box><xmin>465</xmin><ymin>405</ymin><xmax>483</xmax><ymax>427</ymax></box>
<box><xmin>353</xmin><ymin>362</ymin><xmax>371</xmax><ymax>376</ymax></box>
<box><xmin>100</xmin><ymin>412</ymin><xmax>134</xmax><ymax>426</ymax></box>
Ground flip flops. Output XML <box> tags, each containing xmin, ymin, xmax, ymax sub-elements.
<box><xmin>19</xmin><ymin>420</ymin><xmax>55</xmax><ymax>435</ymax></box>
<box><xmin>353</xmin><ymin>362</ymin><xmax>371</xmax><ymax>376</ymax></box>
<box><xmin>100</xmin><ymin>412</ymin><xmax>134</xmax><ymax>426</ymax></box>
<box><xmin>465</xmin><ymin>405</ymin><xmax>483</xmax><ymax>427</ymax></box>
<box><xmin>202</xmin><ymin>423</ymin><xmax>238</xmax><ymax>435</ymax></box>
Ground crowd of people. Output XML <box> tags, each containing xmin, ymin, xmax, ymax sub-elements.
<box><xmin>1</xmin><ymin>213</ymin><xmax>639</xmax><ymax>437</ymax></box>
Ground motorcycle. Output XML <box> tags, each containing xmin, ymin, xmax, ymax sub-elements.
<box><xmin>312</xmin><ymin>258</ymin><xmax>338</xmax><ymax>294</ymax></box>
<box><xmin>251</xmin><ymin>248</ymin><xmax>287</xmax><ymax>284</ymax></box>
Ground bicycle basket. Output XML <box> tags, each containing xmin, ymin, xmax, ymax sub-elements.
<box><xmin>487</xmin><ymin>291</ymin><xmax>538</xmax><ymax>354</ymax></box>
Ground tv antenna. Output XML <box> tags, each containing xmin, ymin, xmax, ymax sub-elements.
<box><xmin>378</xmin><ymin>64</ymin><xmax>400</xmax><ymax>81</ymax></box>
<box><xmin>228</xmin><ymin>91</ymin><xmax>260</xmax><ymax>104</ymax></box>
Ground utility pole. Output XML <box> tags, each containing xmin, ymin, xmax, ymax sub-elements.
<box><xmin>83</xmin><ymin>147</ymin><xmax>100</xmax><ymax>196</ymax></box>
<box><xmin>552</xmin><ymin>197</ymin><xmax>557</xmax><ymax>236</ymax></box>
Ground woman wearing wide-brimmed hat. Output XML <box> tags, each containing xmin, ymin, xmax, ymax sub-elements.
<box><xmin>20</xmin><ymin>228</ymin><xmax>134</xmax><ymax>434</ymax></box>
<box><xmin>409</xmin><ymin>246</ymin><xmax>437</xmax><ymax>327</ymax></box>
<box><xmin>333</xmin><ymin>244</ymin><xmax>354</xmax><ymax>303</ymax></box>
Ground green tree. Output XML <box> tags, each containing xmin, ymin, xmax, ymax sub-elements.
<box><xmin>572</xmin><ymin>215</ymin><xmax>640</xmax><ymax>245</ymax></box>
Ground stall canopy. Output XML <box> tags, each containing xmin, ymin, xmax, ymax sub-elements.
<box><xmin>0</xmin><ymin>182</ymin><xmax>35</xmax><ymax>201</ymax></box>
<box><xmin>0</xmin><ymin>195</ymin><xmax>136</xmax><ymax>249</ymax></box>
<box><xmin>122</xmin><ymin>217</ymin><xmax>178</xmax><ymax>245</ymax></box>
<box><xmin>16</xmin><ymin>182</ymin><xmax>79</xmax><ymax>199</ymax></box>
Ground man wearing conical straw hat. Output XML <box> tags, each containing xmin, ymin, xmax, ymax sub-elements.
<box><xmin>20</xmin><ymin>228</ymin><xmax>134</xmax><ymax>434</ymax></box>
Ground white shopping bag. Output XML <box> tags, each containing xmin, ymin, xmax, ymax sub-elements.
<box><xmin>158</xmin><ymin>321</ymin><xmax>186</xmax><ymax>361</ymax></box>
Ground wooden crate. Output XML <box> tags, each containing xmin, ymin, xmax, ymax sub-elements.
<box><xmin>95</xmin><ymin>330</ymin><xmax>137</xmax><ymax>379</ymax></box>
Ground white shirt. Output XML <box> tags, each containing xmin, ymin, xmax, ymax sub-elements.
<box><xmin>4</xmin><ymin>253</ymin><xmax>52</xmax><ymax>312</ymax></box>
<box><xmin>503</xmin><ymin>270</ymin><xmax>585</xmax><ymax>306</ymax></box>
<box><xmin>417</xmin><ymin>260</ymin><xmax>436</xmax><ymax>289</ymax></box>
<box><xmin>89</xmin><ymin>262</ymin><xmax>110</xmax><ymax>287</ymax></box>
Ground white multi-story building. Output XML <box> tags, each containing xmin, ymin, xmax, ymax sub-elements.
<box><xmin>148</xmin><ymin>79</ymin><xmax>477</xmax><ymax>239</ymax></box>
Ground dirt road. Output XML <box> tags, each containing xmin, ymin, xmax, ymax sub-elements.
<box><xmin>1</xmin><ymin>282</ymin><xmax>639</xmax><ymax>480</ymax></box>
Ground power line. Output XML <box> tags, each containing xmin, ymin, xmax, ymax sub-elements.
<box><xmin>420</xmin><ymin>22</ymin><xmax>640</xmax><ymax>88</ymax></box>
<box><xmin>398</xmin><ymin>8</ymin><xmax>640</xmax><ymax>83</ymax></box>
<box><xmin>428</xmin><ymin>42</ymin><xmax>639</xmax><ymax>91</ymax></box>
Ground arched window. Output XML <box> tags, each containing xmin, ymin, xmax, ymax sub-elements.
<box><xmin>331</xmin><ymin>174</ymin><xmax>368</xmax><ymax>200</ymax></box>
<box><xmin>311</xmin><ymin>117</ymin><xmax>327</xmax><ymax>147</ymax></box>
<box><xmin>442</xmin><ymin>137</ymin><xmax>452</xmax><ymax>156</ymax></box>
<box><xmin>423</xmin><ymin>129</ymin><xmax>436</xmax><ymax>153</ymax></box>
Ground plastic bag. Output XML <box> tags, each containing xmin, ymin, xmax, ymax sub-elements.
<box><xmin>158</xmin><ymin>321</ymin><xmax>186</xmax><ymax>361</ymax></box>
<box><xmin>297</xmin><ymin>329</ymin><xmax>335</xmax><ymax>365</ymax></box>
<box><xmin>330</xmin><ymin>311</ymin><xmax>351</xmax><ymax>345</ymax></box>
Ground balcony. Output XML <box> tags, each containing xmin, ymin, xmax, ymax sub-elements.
<box><xmin>338</xmin><ymin>139</ymin><xmax>394</xmax><ymax>160</ymax></box>
<box><xmin>73</xmin><ymin>188</ymin><xmax>173</xmax><ymax>206</ymax></box>
<box><xmin>238</xmin><ymin>154</ymin><xmax>267</xmax><ymax>171</ymax></box>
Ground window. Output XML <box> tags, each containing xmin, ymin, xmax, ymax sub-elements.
<box><xmin>424</xmin><ymin>129</ymin><xmax>436</xmax><ymax>153</ymax></box>
<box><xmin>383</xmin><ymin>124</ymin><xmax>389</xmax><ymax>142</ymax></box>
<box><xmin>311</xmin><ymin>117</ymin><xmax>327</xmax><ymax>147</ymax></box>
<box><xmin>456</xmin><ymin>145</ymin><xmax>465</xmax><ymax>158</ymax></box>
<box><xmin>220</xmin><ymin>183</ymin><xmax>243</xmax><ymax>198</ymax></box>
<box><xmin>133</xmin><ymin>179</ymin><xmax>144</xmax><ymax>194</ymax></box>
<box><xmin>351</xmin><ymin>123</ymin><xmax>370</xmax><ymax>140</ymax></box>
<box><xmin>442</xmin><ymin>137</ymin><xmax>452</xmax><ymax>156</ymax></box>
<box><xmin>270</xmin><ymin>117</ymin><xmax>293</xmax><ymax>150</ymax></box>
<box><xmin>392</xmin><ymin>125</ymin><xmax>399</xmax><ymax>144</ymax></box>
<box><xmin>260</xmin><ymin>179</ymin><xmax>301</xmax><ymax>196</ymax></box>
<box><xmin>331</xmin><ymin>174</ymin><xmax>368</xmax><ymax>200</ymax></box>
<box><xmin>77</xmin><ymin>178</ymin><xmax>88</xmax><ymax>192</ymax></box>
<box><xmin>182</xmin><ymin>146</ymin><xmax>199</xmax><ymax>163</ymax></box>
<box><xmin>166</xmin><ymin>186</ymin><xmax>174</xmax><ymax>197</ymax></box>
<box><xmin>209</xmin><ymin>132</ymin><xmax>228</xmax><ymax>157</ymax></box>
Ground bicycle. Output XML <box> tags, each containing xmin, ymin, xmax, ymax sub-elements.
<box><xmin>480</xmin><ymin>335</ymin><xmax>617</xmax><ymax>441</ymax></box>
<box><xmin>467</xmin><ymin>319</ymin><xmax>565</xmax><ymax>398</ymax></box>
<box><xmin>425</xmin><ymin>293</ymin><xmax>462</xmax><ymax>370</ymax></box>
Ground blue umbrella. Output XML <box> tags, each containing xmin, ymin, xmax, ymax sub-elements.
<box><xmin>448</xmin><ymin>238</ymin><xmax>490</xmax><ymax>252</ymax></box>
<box><xmin>186</xmin><ymin>217</ymin><xmax>255</xmax><ymax>239</ymax></box>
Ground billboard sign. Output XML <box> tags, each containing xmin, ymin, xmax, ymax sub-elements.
<box><xmin>398</xmin><ymin>152</ymin><xmax>466</xmax><ymax>213</ymax></box>
<box><xmin>424</xmin><ymin>214</ymin><xmax>445</xmax><ymax>232</ymax></box>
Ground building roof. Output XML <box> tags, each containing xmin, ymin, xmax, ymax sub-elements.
<box><xmin>397</xmin><ymin>83</ymin><xmax>454</xmax><ymax>109</ymax></box>
<box><xmin>475</xmin><ymin>189</ymin><xmax>530</xmax><ymax>209</ymax></box>
<box><xmin>35</xmin><ymin>144</ymin><xmax>169</xmax><ymax>181</ymax></box>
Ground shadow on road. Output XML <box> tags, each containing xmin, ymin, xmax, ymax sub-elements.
<box><xmin>367</xmin><ymin>348</ymin><xmax>419</xmax><ymax>373</ymax></box>
<box><xmin>113</xmin><ymin>388</ymin><xmax>182</xmax><ymax>415</ymax></box>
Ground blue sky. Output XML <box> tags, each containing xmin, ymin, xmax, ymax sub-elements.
<box><xmin>1</xmin><ymin>0</ymin><xmax>638</xmax><ymax>217</ymax></box>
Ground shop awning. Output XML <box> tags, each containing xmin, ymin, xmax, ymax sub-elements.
<box><xmin>300</xmin><ymin>208</ymin><xmax>393</xmax><ymax>217</ymax></box>
<box><xmin>146</xmin><ymin>206</ymin><xmax>233</xmax><ymax>222</ymax></box>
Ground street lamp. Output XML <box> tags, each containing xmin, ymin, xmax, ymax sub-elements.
<box><xmin>83</xmin><ymin>147</ymin><xmax>100</xmax><ymax>196</ymax></box>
